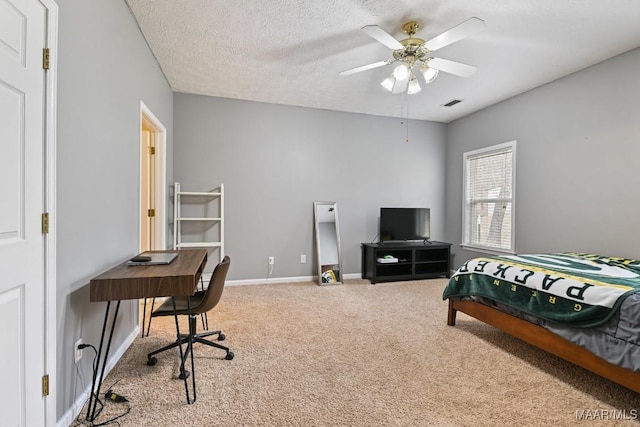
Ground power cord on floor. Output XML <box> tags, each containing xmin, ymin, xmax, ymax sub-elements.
<box><xmin>91</xmin><ymin>402</ymin><xmax>131</xmax><ymax>427</ymax></box>
<box><xmin>104</xmin><ymin>389</ymin><xmax>128</xmax><ymax>403</ymax></box>
<box><xmin>73</xmin><ymin>345</ymin><xmax>131</xmax><ymax>426</ymax></box>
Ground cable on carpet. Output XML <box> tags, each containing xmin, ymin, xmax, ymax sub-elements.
<box><xmin>73</xmin><ymin>346</ymin><xmax>132</xmax><ymax>426</ymax></box>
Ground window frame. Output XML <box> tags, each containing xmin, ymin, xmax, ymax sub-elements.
<box><xmin>461</xmin><ymin>140</ymin><xmax>517</xmax><ymax>255</ymax></box>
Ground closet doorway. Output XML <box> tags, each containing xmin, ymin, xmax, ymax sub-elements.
<box><xmin>138</xmin><ymin>102</ymin><xmax>167</xmax><ymax>335</ymax></box>
<box><xmin>139</xmin><ymin>101</ymin><xmax>167</xmax><ymax>252</ymax></box>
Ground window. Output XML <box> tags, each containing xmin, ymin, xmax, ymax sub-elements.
<box><xmin>462</xmin><ymin>141</ymin><xmax>516</xmax><ymax>253</ymax></box>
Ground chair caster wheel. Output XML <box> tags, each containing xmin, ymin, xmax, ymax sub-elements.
<box><xmin>179</xmin><ymin>370</ymin><xmax>190</xmax><ymax>380</ymax></box>
<box><xmin>218</xmin><ymin>333</ymin><xmax>225</xmax><ymax>341</ymax></box>
<box><xmin>147</xmin><ymin>357</ymin><xmax>157</xmax><ymax>366</ymax></box>
<box><xmin>225</xmin><ymin>351</ymin><xmax>234</xmax><ymax>360</ymax></box>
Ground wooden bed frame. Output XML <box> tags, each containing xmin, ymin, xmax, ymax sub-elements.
<box><xmin>447</xmin><ymin>299</ymin><xmax>640</xmax><ymax>394</ymax></box>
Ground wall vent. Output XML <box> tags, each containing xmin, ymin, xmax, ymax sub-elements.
<box><xmin>442</xmin><ymin>99</ymin><xmax>463</xmax><ymax>107</ymax></box>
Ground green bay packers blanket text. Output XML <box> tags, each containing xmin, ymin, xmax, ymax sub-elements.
<box><xmin>443</xmin><ymin>253</ymin><xmax>640</xmax><ymax>327</ymax></box>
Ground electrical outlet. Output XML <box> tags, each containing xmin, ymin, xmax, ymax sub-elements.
<box><xmin>300</xmin><ymin>254</ymin><xmax>306</xmax><ymax>264</ymax></box>
<box><xmin>74</xmin><ymin>338</ymin><xmax>83</xmax><ymax>364</ymax></box>
<box><xmin>268</xmin><ymin>256</ymin><xmax>274</xmax><ymax>265</ymax></box>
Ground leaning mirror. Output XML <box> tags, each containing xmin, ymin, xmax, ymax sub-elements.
<box><xmin>313</xmin><ymin>202</ymin><xmax>343</xmax><ymax>285</ymax></box>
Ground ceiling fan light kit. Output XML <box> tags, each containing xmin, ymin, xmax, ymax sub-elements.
<box><xmin>407</xmin><ymin>76</ymin><xmax>421</xmax><ymax>95</ymax></box>
<box><xmin>380</xmin><ymin>75</ymin><xmax>395</xmax><ymax>92</ymax></box>
<box><xmin>340</xmin><ymin>18</ymin><xmax>486</xmax><ymax>95</ymax></box>
<box><xmin>392</xmin><ymin>63</ymin><xmax>410</xmax><ymax>80</ymax></box>
<box><xmin>421</xmin><ymin>64</ymin><xmax>439</xmax><ymax>83</ymax></box>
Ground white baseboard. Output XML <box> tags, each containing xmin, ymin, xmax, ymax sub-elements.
<box><xmin>211</xmin><ymin>272</ymin><xmax>362</xmax><ymax>286</ymax></box>
<box><xmin>57</xmin><ymin>326</ymin><xmax>140</xmax><ymax>427</ymax></box>
<box><xmin>226</xmin><ymin>275</ymin><xmax>313</xmax><ymax>286</ymax></box>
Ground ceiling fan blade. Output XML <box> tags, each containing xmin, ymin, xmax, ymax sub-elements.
<box><xmin>338</xmin><ymin>60</ymin><xmax>390</xmax><ymax>76</ymax></box>
<box><xmin>361</xmin><ymin>25</ymin><xmax>404</xmax><ymax>50</ymax></box>
<box><xmin>427</xmin><ymin>57</ymin><xmax>477</xmax><ymax>78</ymax></box>
<box><xmin>424</xmin><ymin>17</ymin><xmax>486</xmax><ymax>52</ymax></box>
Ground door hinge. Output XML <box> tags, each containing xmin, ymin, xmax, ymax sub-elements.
<box><xmin>147</xmin><ymin>209</ymin><xmax>155</xmax><ymax>217</ymax></box>
<box><xmin>42</xmin><ymin>213</ymin><xmax>49</xmax><ymax>234</ymax></box>
<box><xmin>42</xmin><ymin>48</ymin><xmax>50</xmax><ymax>70</ymax></box>
<box><xmin>148</xmin><ymin>146</ymin><xmax>156</xmax><ymax>155</ymax></box>
<box><xmin>42</xmin><ymin>374</ymin><xmax>49</xmax><ymax>396</ymax></box>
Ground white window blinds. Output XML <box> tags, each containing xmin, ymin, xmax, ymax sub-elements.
<box><xmin>463</xmin><ymin>141</ymin><xmax>516</xmax><ymax>253</ymax></box>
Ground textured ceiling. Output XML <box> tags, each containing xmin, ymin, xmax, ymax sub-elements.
<box><xmin>126</xmin><ymin>0</ymin><xmax>640</xmax><ymax>123</ymax></box>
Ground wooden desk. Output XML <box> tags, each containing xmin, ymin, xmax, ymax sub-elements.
<box><xmin>90</xmin><ymin>249</ymin><xmax>207</xmax><ymax>301</ymax></box>
<box><xmin>86</xmin><ymin>249</ymin><xmax>208</xmax><ymax>421</ymax></box>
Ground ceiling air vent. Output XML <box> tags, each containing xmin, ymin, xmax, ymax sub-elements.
<box><xmin>443</xmin><ymin>99</ymin><xmax>464</xmax><ymax>107</ymax></box>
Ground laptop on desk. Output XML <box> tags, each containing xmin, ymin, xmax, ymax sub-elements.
<box><xmin>127</xmin><ymin>251</ymin><xmax>179</xmax><ymax>266</ymax></box>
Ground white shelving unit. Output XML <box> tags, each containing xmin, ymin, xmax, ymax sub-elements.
<box><xmin>173</xmin><ymin>182</ymin><xmax>224</xmax><ymax>263</ymax></box>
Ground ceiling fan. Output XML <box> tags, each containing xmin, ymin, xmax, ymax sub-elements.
<box><xmin>339</xmin><ymin>18</ymin><xmax>486</xmax><ymax>95</ymax></box>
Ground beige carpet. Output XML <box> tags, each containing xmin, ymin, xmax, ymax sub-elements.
<box><xmin>72</xmin><ymin>279</ymin><xmax>639</xmax><ymax>426</ymax></box>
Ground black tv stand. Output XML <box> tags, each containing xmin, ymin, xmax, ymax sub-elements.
<box><xmin>377</xmin><ymin>239</ymin><xmax>432</xmax><ymax>246</ymax></box>
<box><xmin>361</xmin><ymin>241</ymin><xmax>451</xmax><ymax>284</ymax></box>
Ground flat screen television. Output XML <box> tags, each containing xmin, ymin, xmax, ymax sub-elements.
<box><xmin>379</xmin><ymin>207</ymin><xmax>430</xmax><ymax>242</ymax></box>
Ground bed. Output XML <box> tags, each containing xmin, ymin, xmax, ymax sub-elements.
<box><xmin>443</xmin><ymin>252</ymin><xmax>640</xmax><ymax>394</ymax></box>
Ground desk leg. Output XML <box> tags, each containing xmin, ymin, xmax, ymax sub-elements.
<box><xmin>86</xmin><ymin>300</ymin><xmax>121</xmax><ymax>421</ymax></box>
<box><xmin>171</xmin><ymin>297</ymin><xmax>196</xmax><ymax>404</ymax></box>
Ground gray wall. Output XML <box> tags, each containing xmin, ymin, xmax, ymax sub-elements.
<box><xmin>56</xmin><ymin>0</ymin><xmax>173</xmax><ymax>420</ymax></box>
<box><xmin>445</xmin><ymin>47</ymin><xmax>640</xmax><ymax>269</ymax></box>
<box><xmin>174</xmin><ymin>94</ymin><xmax>447</xmax><ymax>280</ymax></box>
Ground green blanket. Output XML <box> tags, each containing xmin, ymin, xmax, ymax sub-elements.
<box><xmin>443</xmin><ymin>253</ymin><xmax>640</xmax><ymax>327</ymax></box>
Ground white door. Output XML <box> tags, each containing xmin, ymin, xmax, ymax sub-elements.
<box><xmin>0</xmin><ymin>0</ymin><xmax>47</xmax><ymax>425</ymax></box>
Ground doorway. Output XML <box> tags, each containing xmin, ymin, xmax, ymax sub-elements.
<box><xmin>139</xmin><ymin>102</ymin><xmax>167</xmax><ymax>335</ymax></box>
<box><xmin>138</xmin><ymin>101</ymin><xmax>167</xmax><ymax>334</ymax></box>
<box><xmin>139</xmin><ymin>101</ymin><xmax>167</xmax><ymax>252</ymax></box>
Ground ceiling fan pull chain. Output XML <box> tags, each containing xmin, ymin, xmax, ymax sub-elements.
<box><xmin>405</xmin><ymin>99</ymin><xmax>410</xmax><ymax>143</ymax></box>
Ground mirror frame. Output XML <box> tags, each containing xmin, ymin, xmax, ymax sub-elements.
<box><xmin>313</xmin><ymin>201</ymin><xmax>343</xmax><ymax>285</ymax></box>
